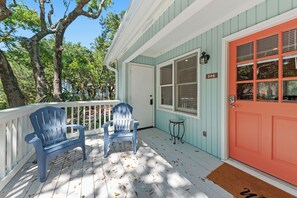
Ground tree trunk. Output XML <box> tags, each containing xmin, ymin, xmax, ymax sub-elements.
<box><xmin>108</xmin><ymin>86</ymin><xmax>114</xmax><ymax>100</ymax></box>
<box><xmin>0</xmin><ymin>0</ymin><xmax>11</xmax><ymax>21</ymax></box>
<box><xmin>0</xmin><ymin>50</ymin><xmax>26</xmax><ymax>108</ymax></box>
<box><xmin>53</xmin><ymin>30</ymin><xmax>65</xmax><ymax>101</ymax></box>
<box><xmin>29</xmin><ymin>39</ymin><xmax>49</xmax><ymax>102</ymax></box>
<box><xmin>80</xmin><ymin>82</ymin><xmax>85</xmax><ymax>101</ymax></box>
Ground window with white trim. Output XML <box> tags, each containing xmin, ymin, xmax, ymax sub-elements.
<box><xmin>158</xmin><ymin>52</ymin><xmax>199</xmax><ymax>116</ymax></box>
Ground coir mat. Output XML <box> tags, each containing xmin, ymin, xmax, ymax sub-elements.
<box><xmin>207</xmin><ymin>163</ymin><xmax>296</xmax><ymax>198</ymax></box>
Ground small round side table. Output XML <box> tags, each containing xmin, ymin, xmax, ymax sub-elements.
<box><xmin>169</xmin><ymin>119</ymin><xmax>185</xmax><ymax>144</ymax></box>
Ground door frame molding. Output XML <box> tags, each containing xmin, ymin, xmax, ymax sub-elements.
<box><xmin>220</xmin><ymin>9</ymin><xmax>297</xmax><ymax>195</ymax></box>
<box><xmin>128</xmin><ymin>62</ymin><xmax>155</xmax><ymax>127</ymax></box>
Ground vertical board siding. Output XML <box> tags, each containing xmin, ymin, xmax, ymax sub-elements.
<box><xmin>256</xmin><ymin>2</ymin><xmax>267</xmax><ymax>23</ymax></box>
<box><xmin>279</xmin><ymin>0</ymin><xmax>293</xmax><ymax>13</ymax></box>
<box><xmin>131</xmin><ymin>55</ymin><xmax>156</xmax><ymax>66</ymax></box>
<box><xmin>238</xmin><ymin>12</ymin><xmax>247</xmax><ymax>31</ymax></box>
<box><xmin>247</xmin><ymin>7</ymin><xmax>257</xmax><ymax>27</ymax></box>
<box><xmin>117</xmin><ymin>0</ymin><xmax>297</xmax><ymax>158</ymax></box>
<box><xmin>267</xmin><ymin>0</ymin><xmax>279</xmax><ymax>18</ymax></box>
<box><xmin>294</xmin><ymin>0</ymin><xmax>297</xmax><ymax>7</ymax></box>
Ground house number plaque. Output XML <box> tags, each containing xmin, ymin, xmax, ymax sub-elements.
<box><xmin>206</xmin><ymin>72</ymin><xmax>218</xmax><ymax>79</ymax></box>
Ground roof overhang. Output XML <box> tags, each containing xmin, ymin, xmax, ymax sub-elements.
<box><xmin>105</xmin><ymin>0</ymin><xmax>265</xmax><ymax>65</ymax></box>
<box><xmin>104</xmin><ymin>0</ymin><xmax>174</xmax><ymax>65</ymax></box>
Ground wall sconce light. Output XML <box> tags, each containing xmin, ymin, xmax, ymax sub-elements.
<box><xmin>200</xmin><ymin>51</ymin><xmax>210</xmax><ymax>65</ymax></box>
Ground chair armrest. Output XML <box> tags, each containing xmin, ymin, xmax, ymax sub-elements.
<box><xmin>133</xmin><ymin>120</ymin><xmax>139</xmax><ymax>129</ymax></box>
<box><xmin>133</xmin><ymin>120</ymin><xmax>139</xmax><ymax>135</ymax></box>
<box><xmin>103</xmin><ymin>121</ymin><xmax>113</xmax><ymax>136</ymax></box>
<box><xmin>67</xmin><ymin>124</ymin><xmax>85</xmax><ymax>139</ymax></box>
<box><xmin>24</xmin><ymin>133</ymin><xmax>43</xmax><ymax>150</ymax></box>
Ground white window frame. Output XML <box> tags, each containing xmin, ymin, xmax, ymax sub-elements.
<box><xmin>157</xmin><ymin>49</ymin><xmax>200</xmax><ymax>118</ymax></box>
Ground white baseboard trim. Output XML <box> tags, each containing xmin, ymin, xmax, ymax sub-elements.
<box><xmin>224</xmin><ymin>159</ymin><xmax>297</xmax><ymax>196</ymax></box>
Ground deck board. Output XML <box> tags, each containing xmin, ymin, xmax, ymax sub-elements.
<box><xmin>0</xmin><ymin>128</ymin><xmax>233</xmax><ymax>198</ymax></box>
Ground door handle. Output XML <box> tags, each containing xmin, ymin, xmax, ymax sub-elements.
<box><xmin>150</xmin><ymin>98</ymin><xmax>153</xmax><ymax>105</ymax></box>
<box><xmin>229</xmin><ymin>95</ymin><xmax>236</xmax><ymax>108</ymax></box>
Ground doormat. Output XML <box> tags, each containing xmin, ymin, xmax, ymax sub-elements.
<box><xmin>207</xmin><ymin>163</ymin><xmax>295</xmax><ymax>198</ymax></box>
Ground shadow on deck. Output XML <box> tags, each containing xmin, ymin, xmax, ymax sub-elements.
<box><xmin>0</xmin><ymin>128</ymin><xmax>232</xmax><ymax>198</ymax></box>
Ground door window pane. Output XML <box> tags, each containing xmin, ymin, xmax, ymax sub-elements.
<box><xmin>237</xmin><ymin>42</ymin><xmax>254</xmax><ymax>62</ymax></box>
<box><xmin>237</xmin><ymin>63</ymin><xmax>253</xmax><ymax>81</ymax></box>
<box><xmin>283</xmin><ymin>80</ymin><xmax>297</xmax><ymax>102</ymax></box>
<box><xmin>257</xmin><ymin>34</ymin><xmax>278</xmax><ymax>58</ymax></box>
<box><xmin>257</xmin><ymin>59</ymin><xmax>278</xmax><ymax>79</ymax></box>
<box><xmin>160</xmin><ymin>64</ymin><xmax>172</xmax><ymax>85</ymax></box>
<box><xmin>237</xmin><ymin>83</ymin><xmax>253</xmax><ymax>100</ymax></box>
<box><xmin>283</xmin><ymin>56</ymin><xmax>297</xmax><ymax>77</ymax></box>
<box><xmin>161</xmin><ymin>86</ymin><xmax>173</xmax><ymax>105</ymax></box>
<box><xmin>257</xmin><ymin>82</ymin><xmax>278</xmax><ymax>101</ymax></box>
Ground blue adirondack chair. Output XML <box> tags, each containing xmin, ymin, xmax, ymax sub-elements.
<box><xmin>103</xmin><ymin>103</ymin><xmax>139</xmax><ymax>158</ymax></box>
<box><xmin>25</xmin><ymin>106</ymin><xmax>86</xmax><ymax>182</ymax></box>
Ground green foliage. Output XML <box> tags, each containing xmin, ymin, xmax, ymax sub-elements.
<box><xmin>0</xmin><ymin>1</ymin><xmax>123</xmax><ymax>109</ymax></box>
<box><xmin>0</xmin><ymin>3</ymin><xmax>40</xmax><ymax>44</ymax></box>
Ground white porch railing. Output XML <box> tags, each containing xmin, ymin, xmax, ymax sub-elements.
<box><xmin>0</xmin><ymin>100</ymin><xmax>120</xmax><ymax>191</ymax></box>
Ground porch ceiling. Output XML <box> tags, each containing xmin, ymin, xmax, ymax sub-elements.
<box><xmin>141</xmin><ymin>0</ymin><xmax>265</xmax><ymax>58</ymax></box>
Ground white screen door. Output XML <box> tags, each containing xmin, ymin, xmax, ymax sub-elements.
<box><xmin>129</xmin><ymin>63</ymin><xmax>154</xmax><ymax>128</ymax></box>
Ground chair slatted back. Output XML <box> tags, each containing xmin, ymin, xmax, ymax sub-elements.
<box><xmin>112</xmin><ymin>103</ymin><xmax>133</xmax><ymax>133</ymax></box>
<box><xmin>30</xmin><ymin>106</ymin><xmax>67</xmax><ymax>147</ymax></box>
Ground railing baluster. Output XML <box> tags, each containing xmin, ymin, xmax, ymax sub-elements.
<box><xmin>77</xmin><ymin>106</ymin><xmax>80</xmax><ymax>125</ymax></box>
<box><xmin>108</xmin><ymin>105</ymin><xmax>111</xmax><ymax>121</ymax></box>
<box><xmin>65</xmin><ymin>107</ymin><xmax>68</xmax><ymax>124</ymax></box>
<box><xmin>94</xmin><ymin>105</ymin><xmax>97</xmax><ymax>130</ymax></box>
<box><xmin>18</xmin><ymin>117</ymin><xmax>24</xmax><ymax>159</ymax></box>
<box><xmin>99</xmin><ymin>105</ymin><xmax>102</xmax><ymax>131</ymax></box>
<box><xmin>6</xmin><ymin>121</ymin><xmax>12</xmax><ymax>172</ymax></box>
<box><xmin>83</xmin><ymin>106</ymin><xmax>86</xmax><ymax>126</ymax></box>
<box><xmin>89</xmin><ymin>105</ymin><xmax>91</xmax><ymax>131</ymax></box>
<box><xmin>12</xmin><ymin>119</ymin><xmax>17</xmax><ymax>166</ymax></box>
<box><xmin>71</xmin><ymin>106</ymin><xmax>74</xmax><ymax>134</ymax></box>
<box><xmin>0</xmin><ymin>123</ymin><xmax>6</xmax><ymax>178</ymax></box>
<box><xmin>104</xmin><ymin>105</ymin><xmax>106</xmax><ymax>124</ymax></box>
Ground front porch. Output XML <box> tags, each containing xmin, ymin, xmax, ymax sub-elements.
<box><xmin>0</xmin><ymin>128</ymin><xmax>232</xmax><ymax>198</ymax></box>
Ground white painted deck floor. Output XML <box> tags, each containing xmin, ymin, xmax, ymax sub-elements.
<box><xmin>0</xmin><ymin>128</ymin><xmax>233</xmax><ymax>198</ymax></box>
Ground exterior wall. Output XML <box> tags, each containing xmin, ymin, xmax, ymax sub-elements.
<box><xmin>118</xmin><ymin>0</ymin><xmax>297</xmax><ymax>158</ymax></box>
<box><xmin>117</xmin><ymin>0</ymin><xmax>195</xmax><ymax>101</ymax></box>
<box><xmin>131</xmin><ymin>55</ymin><xmax>156</xmax><ymax>66</ymax></box>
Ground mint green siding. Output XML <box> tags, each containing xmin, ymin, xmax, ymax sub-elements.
<box><xmin>131</xmin><ymin>55</ymin><xmax>155</xmax><ymax>66</ymax></box>
<box><xmin>117</xmin><ymin>0</ymin><xmax>297</xmax><ymax>158</ymax></box>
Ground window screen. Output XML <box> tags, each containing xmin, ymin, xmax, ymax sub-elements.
<box><xmin>283</xmin><ymin>28</ymin><xmax>297</xmax><ymax>53</ymax></box>
<box><xmin>160</xmin><ymin>65</ymin><xmax>172</xmax><ymax>85</ymax></box>
<box><xmin>175</xmin><ymin>54</ymin><xmax>197</xmax><ymax>114</ymax></box>
<box><xmin>257</xmin><ymin>34</ymin><xmax>278</xmax><ymax>58</ymax></box>
<box><xmin>237</xmin><ymin>42</ymin><xmax>254</xmax><ymax>62</ymax></box>
<box><xmin>160</xmin><ymin>64</ymin><xmax>173</xmax><ymax>106</ymax></box>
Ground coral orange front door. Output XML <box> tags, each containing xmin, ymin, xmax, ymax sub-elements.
<box><xmin>229</xmin><ymin>18</ymin><xmax>297</xmax><ymax>186</ymax></box>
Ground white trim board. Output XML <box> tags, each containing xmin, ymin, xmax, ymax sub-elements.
<box><xmin>128</xmin><ymin>63</ymin><xmax>155</xmax><ymax>127</ymax></box>
<box><xmin>220</xmin><ymin>7</ymin><xmax>297</xmax><ymax>196</ymax></box>
<box><xmin>123</xmin><ymin>0</ymin><xmax>213</xmax><ymax>63</ymax></box>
